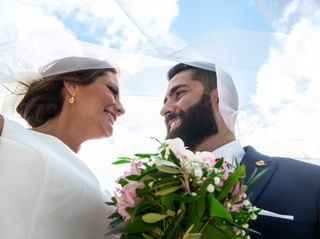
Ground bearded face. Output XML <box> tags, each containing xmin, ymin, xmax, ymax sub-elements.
<box><xmin>165</xmin><ymin>93</ymin><xmax>218</xmax><ymax>151</ymax></box>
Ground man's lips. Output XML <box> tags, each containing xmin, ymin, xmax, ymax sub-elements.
<box><xmin>167</xmin><ymin>117</ymin><xmax>182</xmax><ymax>131</ymax></box>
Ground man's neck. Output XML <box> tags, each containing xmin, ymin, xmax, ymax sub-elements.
<box><xmin>194</xmin><ymin>130</ymin><xmax>236</xmax><ymax>152</ymax></box>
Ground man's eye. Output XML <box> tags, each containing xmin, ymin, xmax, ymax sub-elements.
<box><xmin>176</xmin><ymin>90</ymin><xmax>185</xmax><ymax>98</ymax></box>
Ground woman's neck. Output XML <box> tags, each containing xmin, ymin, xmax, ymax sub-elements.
<box><xmin>33</xmin><ymin>117</ymin><xmax>82</xmax><ymax>153</ymax></box>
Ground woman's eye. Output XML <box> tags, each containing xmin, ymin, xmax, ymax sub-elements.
<box><xmin>107</xmin><ymin>85</ymin><xmax>118</xmax><ymax>96</ymax></box>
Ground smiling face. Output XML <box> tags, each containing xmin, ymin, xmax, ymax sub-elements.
<box><xmin>160</xmin><ymin>70</ymin><xmax>218</xmax><ymax>151</ymax></box>
<box><xmin>72</xmin><ymin>71</ymin><xmax>125</xmax><ymax>140</ymax></box>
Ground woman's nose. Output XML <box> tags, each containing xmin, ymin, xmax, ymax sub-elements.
<box><xmin>115</xmin><ymin>101</ymin><xmax>125</xmax><ymax>116</ymax></box>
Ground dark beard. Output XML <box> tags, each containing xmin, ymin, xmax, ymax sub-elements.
<box><xmin>165</xmin><ymin>93</ymin><xmax>218</xmax><ymax>151</ymax></box>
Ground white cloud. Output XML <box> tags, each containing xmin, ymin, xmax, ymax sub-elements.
<box><xmin>0</xmin><ymin>0</ymin><xmax>180</xmax><ymax>67</ymax></box>
<box><xmin>243</xmin><ymin>2</ymin><xmax>320</xmax><ymax>161</ymax></box>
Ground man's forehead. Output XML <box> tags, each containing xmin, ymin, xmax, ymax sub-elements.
<box><xmin>167</xmin><ymin>71</ymin><xmax>195</xmax><ymax>91</ymax></box>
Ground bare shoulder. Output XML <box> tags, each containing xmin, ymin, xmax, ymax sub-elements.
<box><xmin>0</xmin><ymin>114</ymin><xmax>4</xmax><ymax>136</ymax></box>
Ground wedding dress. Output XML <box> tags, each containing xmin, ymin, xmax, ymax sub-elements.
<box><xmin>0</xmin><ymin>117</ymin><xmax>115</xmax><ymax>239</ymax></box>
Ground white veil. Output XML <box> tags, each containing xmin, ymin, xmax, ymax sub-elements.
<box><xmin>1</xmin><ymin>0</ymin><xmax>320</xmax><ymax>191</ymax></box>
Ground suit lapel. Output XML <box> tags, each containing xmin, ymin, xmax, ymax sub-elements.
<box><xmin>242</xmin><ymin>146</ymin><xmax>278</xmax><ymax>203</ymax></box>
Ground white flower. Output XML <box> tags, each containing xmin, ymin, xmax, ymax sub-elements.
<box><xmin>207</xmin><ymin>184</ymin><xmax>215</xmax><ymax>193</ymax></box>
<box><xmin>213</xmin><ymin>177</ymin><xmax>221</xmax><ymax>185</ymax></box>
<box><xmin>165</xmin><ymin>138</ymin><xmax>185</xmax><ymax>155</ymax></box>
<box><xmin>195</xmin><ymin>151</ymin><xmax>215</xmax><ymax>161</ymax></box>
<box><xmin>193</xmin><ymin>167</ymin><xmax>203</xmax><ymax>178</ymax></box>
<box><xmin>184</xmin><ymin>149</ymin><xmax>196</xmax><ymax>160</ymax></box>
<box><xmin>250</xmin><ymin>214</ymin><xmax>257</xmax><ymax>220</ymax></box>
<box><xmin>191</xmin><ymin>192</ymin><xmax>197</xmax><ymax>197</ymax></box>
<box><xmin>242</xmin><ymin>223</ymin><xmax>249</xmax><ymax>229</ymax></box>
<box><xmin>148</xmin><ymin>181</ymin><xmax>154</xmax><ymax>188</ymax></box>
<box><xmin>243</xmin><ymin>200</ymin><xmax>251</xmax><ymax>207</ymax></box>
<box><xmin>140</xmin><ymin>165</ymin><xmax>147</xmax><ymax>170</ymax></box>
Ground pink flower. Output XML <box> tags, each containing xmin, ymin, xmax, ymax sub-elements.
<box><xmin>230</xmin><ymin>202</ymin><xmax>244</xmax><ymax>212</ymax></box>
<box><xmin>181</xmin><ymin>177</ymin><xmax>191</xmax><ymax>194</ymax></box>
<box><xmin>231</xmin><ymin>181</ymin><xmax>241</xmax><ymax>197</ymax></box>
<box><xmin>115</xmin><ymin>181</ymin><xmax>144</xmax><ymax>220</ymax></box>
<box><xmin>130</xmin><ymin>159</ymin><xmax>143</xmax><ymax>175</ymax></box>
<box><xmin>195</xmin><ymin>151</ymin><xmax>217</xmax><ymax>167</ymax></box>
<box><xmin>116</xmin><ymin>159</ymin><xmax>143</xmax><ymax>182</ymax></box>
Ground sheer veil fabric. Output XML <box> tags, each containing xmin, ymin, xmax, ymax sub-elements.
<box><xmin>1</xmin><ymin>0</ymin><xmax>320</xmax><ymax>202</ymax></box>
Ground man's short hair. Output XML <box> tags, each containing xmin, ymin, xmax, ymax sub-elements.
<box><xmin>167</xmin><ymin>63</ymin><xmax>217</xmax><ymax>93</ymax></box>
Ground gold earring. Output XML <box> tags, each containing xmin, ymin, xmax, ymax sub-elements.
<box><xmin>69</xmin><ymin>92</ymin><xmax>75</xmax><ymax>104</ymax></box>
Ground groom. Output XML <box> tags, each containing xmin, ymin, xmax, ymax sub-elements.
<box><xmin>160</xmin><ymin>62</ymin><xmax>320</xmax><ymax>239</ymax></box>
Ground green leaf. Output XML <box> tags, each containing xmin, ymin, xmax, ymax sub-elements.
<box><xmin>185</xmin><ymin>184</ymin><xmax>207</xmax><ymax>232</ymax></box>
<box><xmin>155</xmin><ymin>186</ymin><xmax>181</xmax><ymax>196</ymax></box>
<box><xmin>246</xmin><ymin>167</ymin><xmax>269</xmax><ymax>189</ymax></box>
<box><xmin>207</xmin><ymin>194</ymin><xmax>232</xmax><ymax>220</ymax></box>
<box><xmin>152</xmin><ymin>180</ymin><xmax>178</xmax><ymax>190</ymax></box>
<box><xmin>135</xmin><ymin>153</ymin><xmax>156</xmax><ymax>158</ymax></box>
<box><xmin>118</xmin><ymin>178</ymin><xmax>128</xmax><ymax>187</ymax></box>
<box><xmin>170</xmin><ymin>152</ymin><xmax>181</xmax><ymax>167</ymax></box>
<box><xmin>187</xmin><ymin>233</ymin><xmax>202</xmax><ymax>239</ymax></box>
<box><xmin>202</xmin><ymin>224</ymin><xmax>233</xmax><ymax>239</ymax></box>
<box><xmin>142</xmin><ymin>213</ymin><xmax>168</xmax><ymax>223</ymax></box>
<box><xmin>217</xmin><ymin>164</ymin><xmax>245</xmax><ymax>201</ymax></box>
<box><xmin>214</xmin><ymin>157</ymin><xmax>225</xmax><ymax>169</ymax></box>
<box><xmin>174</xmin><ymin>193</ymin><xmax>201</xmax><ymax>203</ymax></box>
<box><xmin>126</xmin><ymin>174</ymin><xmax>140</xmax><ymax>181</ymax></box>
<box><xmin>157</xmin><ymin>165</ymin><xmax>180</xmax><ymax>174</ymax></box>
<box><xmin>112</xmin><ymin>157</ymin><xmax>132</xmax><ymax>165</ymax></box>
<box><xmin>154</xmin><ymin>157</ymin><xmax>178</xmax><ymax>167</ymax></box>
<box><xmin>136</xmin><ymin>168</ymin><xmax>159</xmax><ymax>181</ymax></box>
<box><xmin>137</xmin><ymin>186</ymin><xmax>151</xmax><ymax>197</ymax></box>
<box><xmin>163</xmin><ymin>210</ymin><xmax>186</xmax><ymax>239</ymax></box>
<box><xmin>114</xmin><ymin>216</ymin><xmax>160</xmax><ymax>234</ymax></box>
<box><xmin>142</xmin><ymin>233</ymin><xmax>157</xmax><ymax>239</ymax></box>
<box><xmin>161</xmin><ymin>193</ymin><xmax>174</xmax><ymax>210</ymax></box>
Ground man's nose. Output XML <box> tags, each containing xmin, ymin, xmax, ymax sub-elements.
<box><xmin>160</xmin><ymin>102</ymin><xmax>174</xmax><ymax>117</ymax></box>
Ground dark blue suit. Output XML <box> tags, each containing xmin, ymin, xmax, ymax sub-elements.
<box><xmin>242</xmin><ymin>146</ymin><xmax>320</xmax><ymax>239</ymax></box>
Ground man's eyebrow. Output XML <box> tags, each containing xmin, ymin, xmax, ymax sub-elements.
<box><xmin>163</xmin><ymin>84</ymin><xmax>188</xmax><ymax>104</ymax></box>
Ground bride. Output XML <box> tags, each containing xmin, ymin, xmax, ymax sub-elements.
<box><xmin>0</xmin><ymin>56</ymin><xmax>125</xmax><ymax>239</ymax></box>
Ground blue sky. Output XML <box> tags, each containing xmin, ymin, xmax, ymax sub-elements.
<box><xmin>173</xmin><ymin>0</ymin><xmax>274</xmax><ymax>44</ymax></box>
<box><xmin>1</xmin><ymin>0</ymin><xmax>320</xmax><ymax>190</ymax></box>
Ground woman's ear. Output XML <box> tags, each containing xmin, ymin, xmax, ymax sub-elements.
<box><xmin>0</xmin><ymin>114</ymin><xmax>4</xmax><ymax>136</ymax></box>
<box><xmin>63</xmin><ymin>81</ymin><xmax>78</xmax><ymax>104</ymax></box>
<box><xmin>63</xmin><ymin>81</ymin><xmax>78</xmax><ymax>96</ymax></box>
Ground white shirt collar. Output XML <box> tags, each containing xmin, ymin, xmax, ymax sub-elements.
<box><xmin>211</xmin><ymin>140</ymin><xmax>245</xmax><ymax>165</ymax></box>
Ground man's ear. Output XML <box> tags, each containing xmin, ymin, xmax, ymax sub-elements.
<box><xmin>210</xmin><ymin>89</ymin><xmax>220</xmax><ymax>110</ymax></box>
<box><xmin>63</xmin><ymin>81</ymin><xmax>78</xmax><ymax>96</ymax></box>
<box><xmin>0</xmin><ymin>114</ymin><xmax>4</xmax><ymax>136</ymax></box>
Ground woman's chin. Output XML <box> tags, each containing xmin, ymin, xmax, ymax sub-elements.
<box><xmin>103</xmin><ymin>127</ymin><xmax>113</xmax><ymax>138</ymax></box>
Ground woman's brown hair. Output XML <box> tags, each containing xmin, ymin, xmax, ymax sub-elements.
<box><xmin>16</xmin><ymin>68</ymin><xmax>117</xmax><ymax>128</ymax></box>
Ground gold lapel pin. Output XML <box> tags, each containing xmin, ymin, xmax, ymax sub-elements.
<box><xmin>255</xmin><ymin>160</ymin><xmax>267</xmax><ymax>167</ymax></box>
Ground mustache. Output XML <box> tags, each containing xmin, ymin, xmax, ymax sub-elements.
<box><xmin>165</xmin><ymin>112</ymin><xmax>183</xmax><ymax>126</ymax></box>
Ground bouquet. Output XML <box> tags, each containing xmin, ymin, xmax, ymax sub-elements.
<box><xmin>107</xmin><ymin>138</ymin><xmax>265</xmax><ymax>239</ymax></box>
